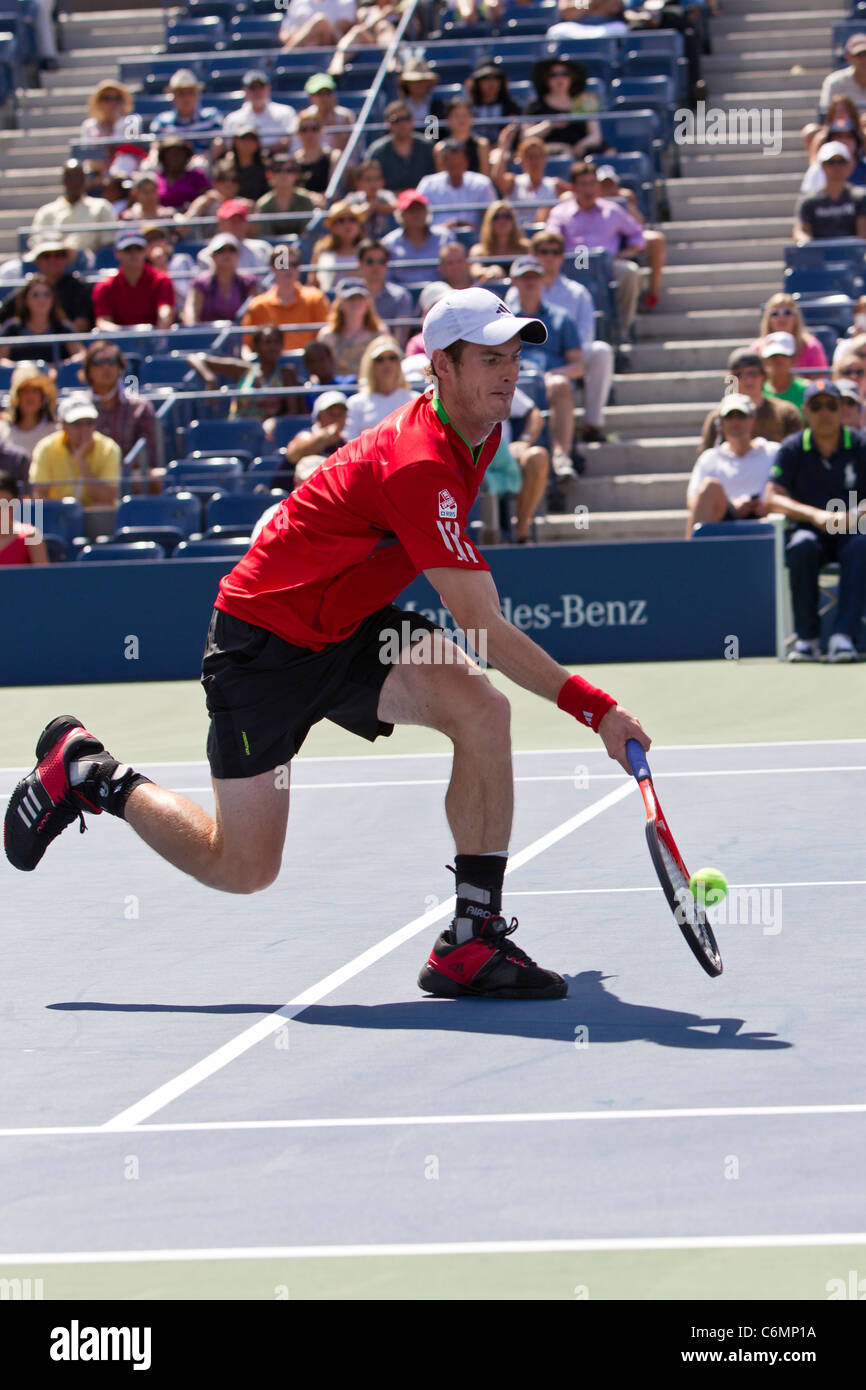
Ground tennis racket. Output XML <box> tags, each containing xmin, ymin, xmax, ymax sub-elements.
<box><xmin>625</xmin><ymin>739</ymin><xmax>723</xmax><ymax>978</ymax></box>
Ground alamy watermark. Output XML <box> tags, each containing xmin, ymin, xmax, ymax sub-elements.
<box><xmin>674</xmin><ymin>101</ymin><xmax>783</xmax><ymax>158</ymax></box>
<box><xmin>378</xmin><ymin>620</ymin><xmax>488</xmax><ymax>669</ymax></box>
<box><xmin>826</xmin><ymin>492</ymin><xmax>866</xmax><ymax>534</ymax></box>
<box><xmin>675</xmin><ymin>884</ymin><xmax>782</xmax><ymax>936</ymax></box>
<box><xmin>0</xmin><ymin>498</ymin><xmax>44</xmax><ymax>545</ymax></box>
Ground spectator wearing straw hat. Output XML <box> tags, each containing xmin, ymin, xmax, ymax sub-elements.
<box><xmin>794</xmin><ymin>143</ymin><xmax>866</xmax><ymax>243</ymax></box>
<box><xmin>241</xmin><ymin>243</ymin><xmax>329</xmax><ymax>352</ymax></box>
<box><xmin>686</xmin><ymin>395</ymin><xmax>778</xmax><ymax>538</ymax></box>
<box><xmin>382</xmin><ymin>191</ymin><xmax>448</xmax><ymax>287</ymax></box>
<box><xmin>0</xmin><ymin>365</ymin><xmax>59</xmax><ymax>463</ymax></box>
<box><xmin>30</xmin><ymin>394</ymin><xmax>120</xmax><ymax>507</ymax></box>
<box><xmin>761</xmin><ymin>333</ymin><xmax>809</xmax><ymax>412</ymax></box>
<box><xmin>149</xmin><ymin>70</ymin><xmax>223</xmax><ymax>144</ymax></box>
<box><xmin>310</xmin><ymin>201</ymin><xmax>366</xmax><ymax>293</ymax></box>
<box><xmin>365</xmin><ymin>101</ymin><xmax>435</xmax><ymax>195</ymax></box>
<box><xmin>222</xmin><ymin>71</ymin><xmax>297</xmax><ymax>150</ymax></box>
<box><xmin>395</xmin><ymin>56</ymin><xmax>446</xmax><ymax>130</ymax></box>
<box><xmin>79</xmin><ymin>79</ymin><xmax>135</xmax><ymax>169</ymax></box>
<box><xmin>92</xmin><ymin>230</ymin><xmax>175</xmax><ymax>330</ymax></box>
<box><xmin>31</xmin><ymin>161</ymin><xmax>114</xmax><ymax>253</ymax></box>
<box><xmin>0</xmin><ymin>237</ymin><xmax>93</xmax><ymax>332</ymax></box>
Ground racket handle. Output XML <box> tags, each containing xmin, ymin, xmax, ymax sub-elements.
<box><xmin>626</xmin><ymin>738</ymin><xmax>652</xmax><ymax>783</ymax></box>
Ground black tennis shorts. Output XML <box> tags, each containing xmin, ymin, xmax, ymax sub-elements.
<box><xmin>200</xmin><ymin>604</ymin><xmax>440</xmax><ymax>779</ymax></box>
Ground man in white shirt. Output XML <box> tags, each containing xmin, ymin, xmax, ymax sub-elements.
<box><xmin>417</xmin><ymin>142</ymin><xmax>496</xmax><ymax>233</ymax></box>
<box><xmin>221</xmin><ymin>72</ymin><xmax>297</xmax><ymax>150</ymax></box>
<box><xmin>31</xmin><ymin>161</ymin><xmax>114</xmax><ymax>253</ymax></box>
<box><xmin>819</xmin><ymin>33</ymin><xmax>866</xmax><ymax>113</ymax></box>
<box><xmin>686</xmin><ymin>395</ymin><xmax>779</xmax><ymax>538</ymax></box>
<box><xmin>196</xmin><ymin>200</ymin><xmax>272</xmax><ymax>274</ymax></box>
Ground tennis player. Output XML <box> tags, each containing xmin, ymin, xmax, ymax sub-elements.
<box><xmin>5</xmin><ymin>288</ymin><xmax>650</xmax><ymax>1000</ymax></box>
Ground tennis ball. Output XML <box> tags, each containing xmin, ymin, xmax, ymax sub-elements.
<box><xmin>690</xmin><ymin>867</ymin><xmax>727</xmax><ymax>907</ymax></box>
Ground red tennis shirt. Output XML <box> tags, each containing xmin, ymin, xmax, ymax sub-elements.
<box><xmin>215</xmin><ymin>392</ymin><xmax>499</xmax><ymax>649</ymax></box>
<box><xmin>91</xmin><ymin>263</ymin><xmax>175</xmax><ymax>327</ymax></box>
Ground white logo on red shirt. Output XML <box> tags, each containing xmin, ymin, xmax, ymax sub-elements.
<box><xmin>436</xmin><ymin>519</ymin><xmax>478</xmax><ymax>563</ymax></box>
<box><xmin>438</xmin><ymin>489</ymin><xmax>458</xmax><ymax>519</ymax></box>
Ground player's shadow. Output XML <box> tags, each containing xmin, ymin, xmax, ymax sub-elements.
<box><xmin>292</xmin><ymin>971</ymin><xmax>792</xmax><ymax>1050</ymax></box>
<box><xmin>48</xmin><ymin>974</ymin><xmax>791</xmax><ymax>1048</ymax></box>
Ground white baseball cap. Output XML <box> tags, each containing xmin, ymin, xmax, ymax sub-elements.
<box><xmin>59</xmin><ymin>392</ymin><xmax>98</xmax><ymax>424</ymax></box>
<box><xmin>718</xmin><ymin>393</ymin><xmax>755</xmax><ymax>417</ymax></box>
<box><xmin>312</xmin><ymin>389</ymin><xmax>348</xmax><ymax>419</ymax></box>
<box><xmin>761</xmin><ymin>331</ymin><xmax>796</xmax><ymax>358</ymax></box>
<box><xmin>818</xmin><ymin>140</ymin><xmax>853</xmax><ymax>164</ymax></box>
<box><xmin>422</xmin><ymin>287</ymin><xmax>547</xmax><ymax>358</ymax></box>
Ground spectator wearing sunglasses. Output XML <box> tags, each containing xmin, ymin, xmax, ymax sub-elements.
<box><xmin>833</xmin><ymin>351</ymin><xmax>866</xmax><ymax>404</ymax></box>
<box><xmin>801</xmin><ymin>121</ymin><xmax>866</xmax><ymax>196</ymax></box>
<box><xmin>82</xmin><ymin>340</ymin><xmax>162</xmax><ymax>487</ymax></box>
<box><xmin>355</xmin><ymin>240</ymin><xmax>413</xmax><ymax>349</ymax></box>
<box><xmin>365</xmin><ymin>101</ymin><xmax>435</xmax><ymax>195</ymax></box>
<box><xmin>750</xmin><ymin>294</ymin><xmax>828</xmax><ymax>373</ymax></box>
<box><xmin>794</xmin><ymin>143</ymin><xmax>866</xmax><ymax>243</ymax></box>
<box><xmin>686</xmin><ymin>394</ymin><xmax>778</xmax><ymax>538</ymax></box>
<box><xmin>765</xmin><ymin>381</ymin><xmax>866</xmax><ymax>663</ymax></box>
<box><xmin>291</xmin><ymin>106</ymin><xmax>340</xmax><ymax>202</ymax></box>
<box><xmin>344</xmin><ymin>336</ymin><xmax>418</xmax><ymax>437</ymax></box>
<box><xmin>834</xmin><ymin>377</ymin><xmax>864</xmax><ymax>429</ymax></box>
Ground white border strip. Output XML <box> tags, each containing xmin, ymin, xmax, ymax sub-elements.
<box><xmin>3</xmin><ymin>1233</ymin><xmax>866</xmax><ymax>1264</ymax></box>
<box><xmin>101</xmin><ymin>780</ymin><xmax>636</xmax><ymax>1131</ymax></box>
<box><xmin>4</xmin><ymin>1100</ymin><xmax>866</xmax><ymax>1140</ymax></box>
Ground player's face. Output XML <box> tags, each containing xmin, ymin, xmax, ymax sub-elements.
<box><xmin>448</xmin><ymin>336</ymin><xmax>522</xmax><ymax>427</ymax></box>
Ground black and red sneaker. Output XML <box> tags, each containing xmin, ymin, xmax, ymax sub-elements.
<box><xmin>4</xmin><ymin>715</ymin><xmax>113</xmax><ymax>872</ymax></box>
<box><xmin>418</xmin><ymin>915</ymin><xmax>568</xmax><ymax>1000</ymax></box>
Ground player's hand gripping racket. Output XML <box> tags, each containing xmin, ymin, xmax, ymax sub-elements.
<box><xmin>625</xmin><ymin>739</ymin><xmax>723</xmax><ymax>978</ymax></box>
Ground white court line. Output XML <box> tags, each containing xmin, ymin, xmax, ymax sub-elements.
<box><xmin>100</xmin><ymin>779</ymin><xmax>637</xmax><ymax>1131</ymax></box>
<box><xmin>3</xmin><ymin>1100</ymin><xmax>866</xmax><ymax>1141</ymax></box>
<box><xmin>2</xmin><ymin>1232</ymin><xmax>866</xmax><ymax>1264</ymax></box>
<box><xmin>13</xmin><ymin>765</ymin><xmax>859</xmax><ymax>799</ymax></box>
<box><xmin>2</xmin><ymin>736</ymin><xmax>866</xmax><ymax>775</ymax></box>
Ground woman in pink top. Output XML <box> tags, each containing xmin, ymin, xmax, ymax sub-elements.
<box><xmin>750</xmin><ymin>293</ymin><xmax>828</xmax><ymax>371</ymax></box>
<box><xmin>0</xmin><ymin>472</ymin><xmax>49</xmax><ymax>566</ymax></box>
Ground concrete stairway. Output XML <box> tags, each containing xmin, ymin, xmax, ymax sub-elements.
<box><xmin>544</xmin><ymin>0</ymin><xmax>848</xmax><ymax>543</ymax></box>
<box><xmin>0</xmin><ymin>7</ymin><xmax>164</xmax><ymax>256</ymax></box>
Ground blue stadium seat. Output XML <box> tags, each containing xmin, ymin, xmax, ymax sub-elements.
<box><xmin>784</xmin><ymin>239</ymin><xmax>866</xmax><ymax>277</ymax></box>
<box><xmin>165</xmin><ymin>458</ymin><xmax>245</xmax><ymax>492</ymax></box>
<box><xmin>174</xmin><ymin>536</ymin><xmax>251</xmax><ymax>557</ymax></box>
<box><xmin>794</xmin><ymin>295</ymin><xmax>854</xmax><ymax>338</ymax></box>
<box><xmin>165</xmin><ymin>16</ymin><xmax>226</xmax><ymax>53</ymax></box>
<box><xmin>110</xmin><ymin>525</ymin><xmax>185</xmax><ymax>555</ymax></box>
<box><xmin>78</xmin><ymin>542</ymin><xmax>166</xmax><ymax>561</ymax></box>
<box><xmin>227</xmin><ymin>14</ymin><xmax>282</xmax><ymax>45</ymax></box>
<box><xmin>564</xmin><ymin>247</ymin><xmax>618</xmax><ymax>343</ymax></box>
<box><xmin>692</xmin><ymin>521</ymin><xmax>774</xmax><ymax>539</ymax></box>
<box><xmin>43</xmin><ymin>534</ymin><xmax>69</xmax><ymax>564</ymax></box>
<box><xmin>115</xmin><ymin>491</ymin><xmax>201</xmax><ymax>537</ymax></box>
<box><xmin>784</xmin><ymin>267</ymin><xmax>865</xmax><ymax>299</ymax></box>
<box><xmin>35</xmin><ymin>498</ymin><xmax>85</xmax><ymax>544</ymax></box>
<box><xmin>186</xmin><ymin>418</ymin><xmax>265</xmax><ymax>459</ymax></box>
<box><xmin>810</xmin><ymin>325</ymin><xmax>841</xmax><ymax>362</ymax></box>
<box><xmin>140</xmin><ymin>355</ymin><xmax>196</xmax><ymax>388</ymax></box>
<box><xmin>268</xmin><ymin>414</ymin><xmax>313</xmax><ymax>448</ymax></box>
<box><xmin>206</xmin><ymin>489</ymin><xmax>289</xmax><ymax>530</ymax></box>
<box><xmin>244</xmin><ymin>455</ymin><xmax>291</xmax><ymax>489</ymax></box>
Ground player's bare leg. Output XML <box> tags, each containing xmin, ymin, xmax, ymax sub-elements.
<box><xmin>123</xmin><ymin>770</ymin><xmax>289</xmax><ymax>893</ymax></box>
<box><xmin>376</xmin><ymin>628</ymin><xmax>513</xmax><ymax>852</ymax></box>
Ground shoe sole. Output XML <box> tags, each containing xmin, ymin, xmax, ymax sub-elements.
<box><xmin>36</xmin><ymin>714</ymin><xmax>87</xmax><ymax>761</ymax></box>
<box><xmin>417</xmin><ymin>966</ymin><xmax>568</xmax><ymax>1000</ymax></box>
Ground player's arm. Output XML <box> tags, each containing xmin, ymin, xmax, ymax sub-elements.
<box><xmin>425</xmin><ymin>566</ymin><xmax>650</xmax><ymax>769</ymax></box>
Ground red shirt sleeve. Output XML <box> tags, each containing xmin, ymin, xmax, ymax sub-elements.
<box><xmin>153</xmin><ymin>268</ymin><xmax>175</xmax><ymax>310</ymax></box>
<box><xmin>379</xmin><ymin>462</ymin><xmax>490</xmax><ymax>573</ymax></box>
<box><xmin>91</xmin><ymin>274</ymin><xmax>116</xmax><ymax>319</ymax></box>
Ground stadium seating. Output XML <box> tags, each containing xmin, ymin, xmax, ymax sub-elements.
<box><xmin>165</xmin><ymin>458</ymin><xmax>245</xmax><ymax>492</ymax></box>
<box><xmin>110</xmin><ymin>525</ymin><xmax>186</xmax><ymax>555</ymax></box>
<box><xmin>174</xmin><ymin>536</ymin><xmax>251</xmax><ymax>557</ymax></box>
<box><xmin>186</xmin><ymin>418</ymin><xmax>266</xmax><ymax>461</ymax></box>
<box><xmin>78</xmin><ymin>542</ymin><xmax>167</xmax><ymax>561</ymax></box>
<box><xmin>205</xmin><ymin>490</ymin><xmax>289</xmax><ymax>531</ymax></box>
<box><xmin>35</xmin><ymin>499</ymin><xmax>85</xmax><ymax>545</ymax></box>
<box><xmin>114</xmin><ymin>492</ymin><xmax>201</xmax><ymax>537</ymax></box>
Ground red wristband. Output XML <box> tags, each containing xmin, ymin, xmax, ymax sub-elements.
<box><xmin>556</xmin><ymin>674</ymin><xmax>617</xmax><ymax>733</ymax></box>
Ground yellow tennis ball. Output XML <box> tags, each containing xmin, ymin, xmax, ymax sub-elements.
<box><xmin>690</xmin><ymin>867</ymin><xmax>727</xmax><ymax>906</ymax></box>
